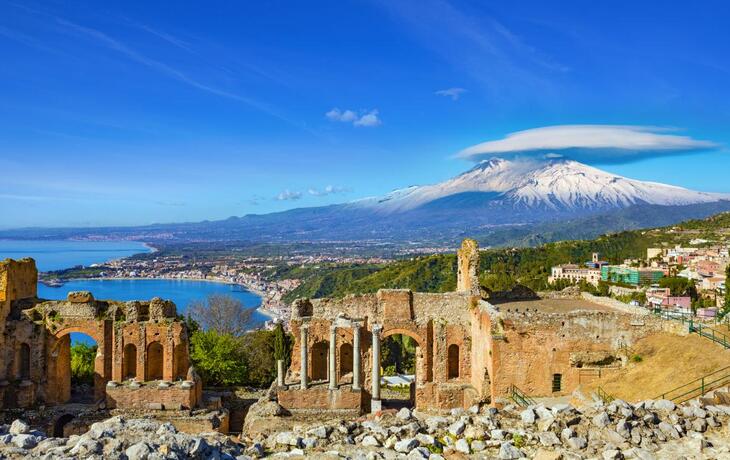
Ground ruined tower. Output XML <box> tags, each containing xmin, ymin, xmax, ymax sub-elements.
<box><xmin>456</xmin><ymin>238</ymin><xmax>480</xmax><ymax>296</ymax></box>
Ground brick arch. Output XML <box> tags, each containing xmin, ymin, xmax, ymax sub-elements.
<box><xmin>381</xmin><ymin>327</ymin><xmax>426</xmax><ymax>348</ymax></box>
<box><xmin>53</xmin><ymin>325</ymin><xmax>104</xmax><ymax>344</ymax></box>
<box><xmin>49</xmin><ymin>323</ymin><xmax>110</xmax><ymax>405</ymax></box>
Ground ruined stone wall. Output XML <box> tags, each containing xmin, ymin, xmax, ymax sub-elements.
<box><xmin>0</xmin><ymin>259</ymin><xmax>37</xmax><ymax>304</ymax></box>
<box><xmin>457</xmin><ymin>238</ymin><xmax>479</xmax><ymax>295</ymax></box>
<box><xmin>277</xmin><ymin>386</ymin><xmax>365</xmax><ymax>411</ymax></box>
<box><xmin>0</xmin><ymin>259</ymin><xmax>194</xmax><ymax>411</ymax></box>
<box><xmin>105</xmin><ymin>382</ymin><xmax>197</xmax><ymax>410</ymax></box>
<box><xmin>489</xmin><ymin>308</ymin><xmax>677</xmax><ymax>398</ymax></box>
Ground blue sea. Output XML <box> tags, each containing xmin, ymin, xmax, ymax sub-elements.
<box><xmin>0</xmin><ymin>239</ymin><xmax>151</xmax><ymax>271</ymax></box>
<box><xmin>1</xmin><ymin>240</ymin><xmax>267</xmax><ymax>341</ymax></box>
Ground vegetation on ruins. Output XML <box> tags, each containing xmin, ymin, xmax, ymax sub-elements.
<box><xmin>186</xmin><ymin>295</ymin><xmax>293</xmax><ymax>387</ymax></box>
<box><xmin>70</xmin><ymin>343</ymin><xmax>96</xmax><ymax>385</ymax></box>
<box><xmin>190</xmin><ymin>331</ymin><xmax>248</xmax><ymax>386</ymax></box>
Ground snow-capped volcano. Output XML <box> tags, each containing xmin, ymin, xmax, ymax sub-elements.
<box><xmin>354</xmin><ymin>158</ymin><xmax>727</xmax><ymax>213</ymax></box>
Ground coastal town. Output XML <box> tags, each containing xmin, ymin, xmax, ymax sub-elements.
<box><xmin>39</xmin><ymin>248</ymin><xmax>395</xmax><ymax>328</ymax></box>
<box><xmin>549</xmin><ymin>242</ymin><xmax>728</xmax><ymax>319</ymax></box>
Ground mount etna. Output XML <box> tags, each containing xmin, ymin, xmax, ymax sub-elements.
<box><xmin>4</xmin><ymin>158</ymin><xmax>730</xmax><ymax>247</ymax></box>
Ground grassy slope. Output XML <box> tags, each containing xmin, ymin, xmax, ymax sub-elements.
<box><xmin>283</xmin><ymin>211</ymin><xmax>730</xmax><ymax>303</ymax></box>
<box><xmin>584</xmin><ymin>332</ymin><xmax>730</xmax><ymax>402</ymax></box>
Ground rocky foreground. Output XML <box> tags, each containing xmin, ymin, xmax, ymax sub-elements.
<box><xmin>2</xmin><ymin>397</ymin><xmax>730</xmax><ymax>459</ymax></box>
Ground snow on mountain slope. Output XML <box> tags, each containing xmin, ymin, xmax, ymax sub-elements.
<box><xmin>353</xmin><ymin>158</ymin><xmax>727</xmax><ymax>213</ymax></box>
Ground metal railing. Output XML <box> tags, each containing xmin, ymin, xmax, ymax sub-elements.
<box><xmin>655</xmin><ymin>366</ymin><xmax>730</xmax><ymax>403</ymax></box>
<box><xmin>690</xmin><ymin>321</ymin><xmax>730</xmax><ymax>349</ymax></box>
<box><xmin>596</xmin><ymin>386</ymin><xmax>615</xmax><ymax>404</ymax></box>
<box><xmin>509</xmin><ymin>384</ymin><xmax>536</xmax><ymax>408</ymax></box>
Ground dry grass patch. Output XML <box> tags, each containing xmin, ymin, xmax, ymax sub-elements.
<box><xmin>584</xmin><ymin>332</ymin><xmax>730</xmax><ymax>402</ymax></box>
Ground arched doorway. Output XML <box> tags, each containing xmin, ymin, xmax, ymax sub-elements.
<box><xmin>172</xmin><ymin>344</ymin><xmax>187</xmax><ymax>380</ymax></box>
<box><xmin>448</xmin><ymin>344</ymin><xmax>460</xmax><ymax>379</ymax></box>
<box><xmin>50</xmin><ymin>330</ymin><xmax>104</xmax><ymax>405</ymax></box>
<box><xmin>339</xmin><ymin>343</ymin><xmax>353</xmax><ymax>379</ymax></box>
<box><xmin>310</xmin><ymin>341</ymin><xmax>328</xmax><ymax>381</ymax></box>
<box><xmin>381</xmin><ymin>333</ymin><xmax>419</xmax><ymax>409</ymax></box>
<box><xmin>123</xmin><ymin>344</ymin><xmax>137</xmax><ymax>380</ymax></box>
<box><xmin>146</xmin><ymin>342</ymin><xmax>164</xmax><ymax>381</ymax></box>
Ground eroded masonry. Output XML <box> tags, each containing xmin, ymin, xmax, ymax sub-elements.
<box><xmin>0</xmin><ymin>258</ymin><xmax>208</xmax><ymax>434</ymax></box>
<box><xmin>277</xmin><ymin>239</ymin><xmax>683</xmax><ymax>414</ymax></box>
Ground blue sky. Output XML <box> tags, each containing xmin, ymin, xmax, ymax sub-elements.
<box><xmin>1</xmin><ymin>0</ymin><xmax>729</xmax><ymax>228</ymax></box>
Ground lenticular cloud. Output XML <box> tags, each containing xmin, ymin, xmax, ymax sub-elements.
<box><xmin>458</xmin><ymin>125</ymin><xmax>718</xmax><ymax>164</ymax></box>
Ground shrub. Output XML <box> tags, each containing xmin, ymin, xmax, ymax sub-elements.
<box><xmin>190</xmin><ymin>330</ymin><xmax>247</xmax><ymax>386</ymax></box>
<box><xmin>70</xmin><ymin>343</ymin><xmax>97</xmax><ymax>385</ymax></box>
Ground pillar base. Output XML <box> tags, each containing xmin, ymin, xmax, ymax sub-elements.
<box><xmin>370</xmin><ymin>399</ymin><xmax>382</xmax><ymax>413</ymax></box>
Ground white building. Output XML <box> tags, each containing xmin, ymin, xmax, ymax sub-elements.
<box><xmin>548</xmin><ymin>264</ymin><xmax>601</xmax><ymax>286</ymax></box>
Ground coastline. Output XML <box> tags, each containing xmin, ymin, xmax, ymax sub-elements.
<box><xmin>42</xmin><ymin>275</ymin><xmax>280</xmax><ymax>321</ymax></box>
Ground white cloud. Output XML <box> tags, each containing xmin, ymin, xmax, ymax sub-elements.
<box><xmin>353</xmin><ymin>110</ymin><xmax>381</xmax><ymax>127</ymax></box>
<box><xmin>308</xmin><ymin>185</ymin><xmax>350</xmax><ymax>196</ymax></box>
<box><xmin>458</xmin><ymin>125</ymin><xmax>719</xmax><ymax>164</ymax></box>
<box><xmin>325</xmin><ymin>108</ymin><xmax>381</xmax><ymax>127</ymax></box>
<box><xmin>435</xmin><ymin>87</ymin><xmax>467</xmax><ymax>100</ymax></box>
<box><xmin>275</xmin><ymin>189</ymin><xmax>302</xmax><ymax>201</ymax></box>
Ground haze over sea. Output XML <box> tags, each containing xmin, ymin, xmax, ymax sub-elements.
<box><xmin>0</xmin><ymin>240</ymin><xmax>266</xmax><ymax>333</ymax></box>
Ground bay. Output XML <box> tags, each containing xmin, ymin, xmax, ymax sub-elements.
<box><xmin>0</xmin><ymin>239</ymin><xmax>151</xmax><ymax>271</ymax></box>
<box><xmin>1</xmin><ymin>240</ymin><xmax>268</xmax><ymax>340</ymax></box>
<box><xmin>37</xmin><ymin>278</ymin><xmax>268</xmax><ymax>327</ymax></box>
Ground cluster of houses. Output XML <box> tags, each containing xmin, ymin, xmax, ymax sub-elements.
<box><xmin>549</xmin><ymin>244</ymin><xmax>728</xmax><ymax>319</ymax></box>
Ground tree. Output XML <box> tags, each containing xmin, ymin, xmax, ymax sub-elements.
<box><xmin>273</xmin><ymin>322</ymin><xmax>289</xmax><ymax>363</ymax></box>
<box><xmin>659</xmin><ymin>277</ymin><xmax>697</xmax><ymax>299</ymax></box>
<box><xmin>241</xmin><ymin>330</ymin><xmax>278</xmax><ymax>387</ymax></box>
<box><xmin>187</xmin><ymin>294</ymin><xmax>253</xmax><ymax>336</ymax></box>
<box><xmin>189</xmin><ymin>330</ymin><xmax>247</xmax><ymax>386</ymax></box>
<box><xmin>70</xmin><ymin>343</ymin><xmax>97</xmax><ymax>385</ymax></box>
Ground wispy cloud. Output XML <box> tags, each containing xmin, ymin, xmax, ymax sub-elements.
<box><xmin>374</xmin><ymin>0</ymin><xmax>566</xmax><ymax>98</ymax></box>
<box><xmin>435</xmin><ymin>87</ymin><xmax>467</xmax><ymax>100</ymax></box>
<box><xmin>52</xmin><ymin>18</ymin><xmax>308</xmax><ymax>130</ymax></box>
<box><xmin>308</xmin><ymin>185</ymin><xmax>350</xmax><ymax>196</ymax></box>
<box><xmin>275</xmin><ymin>189</ymin><xmax>303</xmax><ymax>201</ymax></box>
<box><xmin>129</xmin><ymin>22</ymin><xmax>195</xmax><ymax>54</ymax></box>
<box><xmin>458</xmin><ymin>125</ymin><xmax>720</xmax><ymax>164</ymax></box>
<box><xmin>325</xmin><ymin>108</ymin><xmax>381</xmax><ymax>127</ymax></box>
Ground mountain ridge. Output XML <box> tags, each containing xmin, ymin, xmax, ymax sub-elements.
<box><xmin>2</xmin><ymin>158</ymin><xmax>729</xmax><ymax>246</ymax></box>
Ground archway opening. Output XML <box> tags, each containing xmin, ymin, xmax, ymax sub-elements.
<box><xmin>310</xmin><ymin>341</ymin><xmax>328</xmax><ymax>381</ymax></box>
<box><xmin>16</xmin><ymin>343</ymin><xmax>31</xmax><ymax>380</ymax></box>
<box><xmin>53</xmin><ymin>414</ymin><xmax>75</xmax><ymax>437</ymax></box>
<box><xmin>381</xmin><ymin>333</ymin><xmax>418</xmax><ymax>409</ymax></box>
<box><xmin>448</xmin><ymin>344</ymin><xmax>460</xmax><ymax>379</ymax></box>
<box><xmin>339</xmin><ymin>343</ymin><xmax>353</xmax><ymax>379</ymax></box>
<box><xmin>146</xmin><ymin>342</ymin><xmax>164</xmax><ymax>381</ymax></box>
<box><xmin>123</xmin><ymin>344</ymin><xmax>137</xmax><ymax>380</ymax></box>
<box><xmin>51</xmin><ymin>332</ymin><xmax>100</xmax><ymax>404</ymax></box>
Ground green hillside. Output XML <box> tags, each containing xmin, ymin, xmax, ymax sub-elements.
<box><xmin>283</xmin><ymin>212</ymin><xmax>730</xmax><ymax>303</ymax></box>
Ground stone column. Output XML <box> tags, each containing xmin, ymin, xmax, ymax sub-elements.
<box><xmin>329</xmin><ymin>325</ymin><xmax>337</xmax><ymax>390</ymax></box>
<box><xmin>277</xmin><ymin>359</ymin><xmax>286</xmax><ymax>387</ymax></box>
<box><xmin>352</xmin><ymin>324</ymin><xmax>361</xmax><ymax>391</ymax></box>
<box><xmin>371</xmin><ymin>324</ymin><xmax>382</xmax><ymax>412</ymax></box>
<box><xmin>300</xmin><ymin>325</ymin><xmax>309</xmax><ymax>390</ymax></box>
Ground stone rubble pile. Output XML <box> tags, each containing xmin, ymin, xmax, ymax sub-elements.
<box><xmin>1</xmin><ymin>396</ymin><xmax>729</xmax><ymax>459</ymax></box>
<box><xmin>0</xmin><ymin>416</ymin><xmax>246</xmax><ymax>460</ymax></box>
<box><xmin>243</xmin><ymin>397</ymin><xmax>730</xmax><ymax>459</ymax></box>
